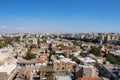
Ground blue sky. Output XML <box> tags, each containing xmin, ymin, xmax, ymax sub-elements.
<box><xmin>0</xmin><ymin>0</ymin><xmax>120</xmax><ymax>33</ymax></box>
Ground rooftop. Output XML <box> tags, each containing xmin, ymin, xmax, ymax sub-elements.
<box><xmin>0</xmin><ymin>64</ymin><xmax>17</xmax><ymax>75</ymax></box>
<box><xmin>55</xmin><ymin>76</ymin><xmax>72</xmax><ymax>80</ymax></box>
<box><xmin>40</xmin><ymin>66</ymin><xmax>52</xmax><ymax>72</ymax></box>
<box><xmin>77</xmin><ymin>77</ymin><xmax>99</xmax><ymax>80</ymax></box>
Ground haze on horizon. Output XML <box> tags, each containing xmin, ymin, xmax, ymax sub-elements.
<box><xmin>0</xmin><ymin>0</ymin><xmax>120</xmax><ymax>33</ymax></box>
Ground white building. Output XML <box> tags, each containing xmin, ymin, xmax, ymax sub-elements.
<box><xmin>0</xmin><ymin>64</ymin><xmax>17</xmax><ymax>80</ymax></box>
<box><xmin>78</xmin><ymin>57</ymin><xmax>96</xmax><ymax>65</ymax></box>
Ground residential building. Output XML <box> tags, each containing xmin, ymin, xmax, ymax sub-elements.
<box><xmin>53</xmin><ymin>57</ymin><xmax>76</xmax><ymax>71</ymax></box>
<box><xmin>0</xmin><ymin>64</ymin><xmax>17</xmax><ymax>80</ymax></box>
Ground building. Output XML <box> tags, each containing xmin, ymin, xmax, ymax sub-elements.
<box><xmin>105</xmin><ymin>35</ymin><xmax>111</xmax><ymax>42</ymax></box>
<box><xmin>16</xmin><ymin>66</ymin><xmax>40</xmax><ymax>80</ymax></box>
<box><xmin>78</xmin><ymin>57</ymin><xmax>96</xmax><ymax>66</ymax></box>
<box><xmin>0</xmin><ymin>64</ymin><xmax>17</xmax><ymax>80</ymax></box>
<box><xmin>17</xmin><ymin>58</ymin><xmax>47</xmax><ymax>67</ymax></box>
<box><xmin>54</xmin><ymin>76</ymin><xmax>72</xmax><ymax>80</ymax></box>
<box><xmin>40</xmin><ymin>66</ymin><xmax>53</xmax><ymax>80</ymax></box>
<box><xmin>75</xmin><ymin>65</ymin><xmax>99</xmax><ymax>79</ymax></box>
<box><xmin>53</xmin><ymin>57</ymin><xmax>76</xmax><ymax>71</ymax></box>
<box><xmin>82</xmin><ymin>66</ymin><xmax>98</xmax><ymax>77</ymax></box>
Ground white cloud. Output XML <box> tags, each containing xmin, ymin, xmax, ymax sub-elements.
<box><xmin>0</xmin><ymin>26</ymin><xmax>7</xmax><ymax>29</ymax></box>
<box><xmin>15</xmin><ymin>27</ymin><xmax>24</xmax><ymax>30</ymax></box>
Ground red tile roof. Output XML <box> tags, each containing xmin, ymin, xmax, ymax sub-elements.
<box><xmin>38</xmin><ymin>54</ymin><xmax>48</xmax><ymax>63</ymax></box>
<box><xmin>38</xmin><ymin>58</ymin><xmax>46</xmax><ymax>63</ymax></box>
<box><xmin>31</xmin><ymin>48</ymin><xmax>39</xmax><ymax>53</ymax></box>
<box><xmin>77</xmin><ymin>77</ymin><xmax>99</xmax><ymax>80</ymax></box>
<box><xmin>51</xmin><ymin>45</ymin><xmax>59</xmax><ymax>50</ymax></box>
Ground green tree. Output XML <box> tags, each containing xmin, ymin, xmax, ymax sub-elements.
<box><xmin>51</xmin><ymin>50</ymin><xmax>55</xmax><ymax>55</ymax></box>
<box><xmin>58</xmin><ymin>43</ymin><xmax>65</xmax><ymax>48</ymax></box>
<box><xmin>89</xmin><ymin>47</ymin><xmax>101</xmax><ymax>57</ymax></box>
<box><xmin>30</xmin><ymin>44</ymin><xmax>36</xmax><ymax>49</ymax></box>
<box><xmin>106</xmin><ymin>54</ymin><xmax>120</xmax><ymax>65</ymax></box>
<box><xmin>13</xmin><ymin>36</ymin><xmax>20</xmax><ymax>42</ymax></box>
<box><xmin>37</xmin><ymin>38</ymin><xmax>40</xmax><ymax>45</ymax></box>
<box><xmin>80</xmin><ymin>52</ymin><xmax>86</xmax><ymax>57</ymax></box>
<box><xmin>23</xmin><ymin>35</ymin><xmax>27</xmax><ymax>39</ymax></box>
<box><xmin>72</xmin><ymin>56</ymin><xmax>80</xmax><ymax>64</ymax></box>
<box><xmin>4</xmin><ymin>37</ymin><xmax>12</xmax><ymax>44</ymax></box>
<box><xmin>69</xmin><ymin>54</ymin><xmax>72</xmax><ymax>58</ymax></box>
<box><xmin>23</xmin><ymin>52</ymin><xmax>36</xmax><ymax>60</ymax></box>
<box><xmin>45</xmin><ymin>49</ymin><xmax>48</xmax><ymax>54</ymax></box>
<box><xmin>0</xmin><ymin>43</ymin><xmax>7</xmax><ymax>48</ymax></box>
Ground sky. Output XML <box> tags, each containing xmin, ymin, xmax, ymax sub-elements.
<box><xmin>0</xmin><ymin>0</ymin><xmax>120</xmax><ymax>33</ymax></box>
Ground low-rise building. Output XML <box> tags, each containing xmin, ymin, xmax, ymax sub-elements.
<box><xmin>76</xmin><ymin>65</ymin><xmax>99</xmax><ymax>79</ymax></box>
<box><xmin>0</xmin><ymin>64</ymin><xmax>17</xmax><ymax>80</ymax></box>
<box><xmin>53</xmin><ymin>57</ymin><xmax>76</xmax><ymax>71</ymax></box>
<box><xmin>78</xmin><ymin>57</ymin><xmax>96</xmax><ymax>65</ymax></box>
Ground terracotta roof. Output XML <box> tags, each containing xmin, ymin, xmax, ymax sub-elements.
<box><xmin>38</xmin><ymin>54</ymin><xmax>48</xmax><ymax>63</ymax></box>
<box><xmin>52</xmin><ymin>45</ymin><xmax>59</xmax><ymax>50</ymax></box>
<box><xmin>38</xmin><ymin>58</ymin><xmax>46</xmax><ymax>63</ymax></box>
<box><xmin>0</xmin><ymin>38</ymin><xmax>3</xmax><ymax>41</ymax></box>
<box><xmin>77</xmin><ymin>77</ymin><xmax>99</xmax><ymax>80</ymax></box>
<box><xmin>31</xmin><ymin>48</ymin><xmax>39</xmax><ymax>53</ymax></box>
<box><xmin>61</xmin><ymin>46</ymin><xmax>77</xmax><ymax>52</ymax></box>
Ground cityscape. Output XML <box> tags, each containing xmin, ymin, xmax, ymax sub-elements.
<box><xmin>0</xmin><ymin>33</ymin><xmax>120</xmax><ymax>80</ymax></box>
<box><xmin>0</xmin><ymin>0</ymin><xmax>120</xmax><ymax>80</ymax></box>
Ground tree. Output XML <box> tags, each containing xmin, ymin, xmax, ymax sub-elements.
<box><xmin>23</xmin><ymin>35</ymin><xmax>27</xmax><ymax>39</ymax></box>
<box><xmin>23</xmin><ymin>52</ymin><xmax>36</xmax><ymax>60</ymax></box>
<box><xmin>72</xmin><ymin>56</ymin><xmax>80</xmax><ymax>64</ymax></box>
<box><xmin>45</xmin><ymin>49</ymin><xmax>48</xmax><ymax>54</ymax></box>
<box><xmin>30</xmin><ymin>44</ymin><xmax>36</xmax><ymax>49</ymax></box>
<box><xmin>4</xmin><ymin>37</ymin><xmax>12</xmax><ymax>44</ymax></box>
<box><xmin>0</xmin><ymin>43</ymin><xmax>7</xmax><ymax>48</ymax></box>
<box><xmin>37</xmin><ymin>38</ymin><xmax>40</xmax><ymax>45</ymax></box>
<box><xmin>13</xmin><ymin>36</ymin><xmax>20</xmax><ymax>42</ymax></box>
<box><xmin>69</xmin><ymin>54</ymin><xmax>73</xmax><ymax>58</ymax></box>
<box><xmin>89</xmin><ymin>47</ymin><xmax>101</xmax><ymax>57</ymax></box>
<box><xmin>58</xmin><ymin>43</ymin><xmax>65</xmax><ymax>48</ymax></box>
<box><xmin>80</xmin><ymin>52</ymin><xmax>86</xmax><ymax>57</ymax></box>
<box><xmin>106</xmin><ymin>54</ymin><xmax>120</xmax><ymax>65</ymax></box>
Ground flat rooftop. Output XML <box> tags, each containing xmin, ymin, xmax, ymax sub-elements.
<box><xmin>0</xmin><ymin>64</ymin><xmax>17</xmax><ymax>75</ymax></box>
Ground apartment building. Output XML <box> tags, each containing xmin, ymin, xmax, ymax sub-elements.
<box><xmin>0</xmin><ymin>64</ymin><xmax>17</xmax><ymax>80</ymax></box>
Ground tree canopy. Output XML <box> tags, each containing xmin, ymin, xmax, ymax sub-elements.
<box><xmin>72</xmin><ymin>56</ymin><xmax>80</xmax><ymax>64</ymax></box>
<box><xmin>0</xmin><ymin>43</ymin><xmax>7</xmax><ymax>48</ymax></box>
<box><xmin>58</xmin><ymin>43</ymin><xmax>65</xmax><ymax>48</ymax></box>
<box><xmin>89</xmin><ymin>47</ymin><xmax>101</xmax><ymax>57</ymax></box>
<box><xmin>106</xmin><ymin>54</ymin><xmax>120</xmax><ymax>65</ymax></box>
<box><xmin>23</xmin><ymin>52</ymin><xmax>36</xmax><ymax>60</ymax></box>
<box><xmin>79</xmin><ymin>52</ymin><xmax>86</xmax><ymax>57</ymax></box>
<box><xmin>30</xmin><ymin>44</ymin><xmax>37</xmax><ymax>49</ymax></box>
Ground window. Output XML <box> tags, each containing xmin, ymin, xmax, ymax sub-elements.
<box><xmin>62</xmin><ymin>67</ymin><xmax>64</xmax><ymax>70</ymax></box>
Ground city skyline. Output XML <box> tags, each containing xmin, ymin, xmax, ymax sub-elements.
<box><xmin>0</xmin><ymin>0</ymin><xmax>120</xmax><ymax>33</ymax></box>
